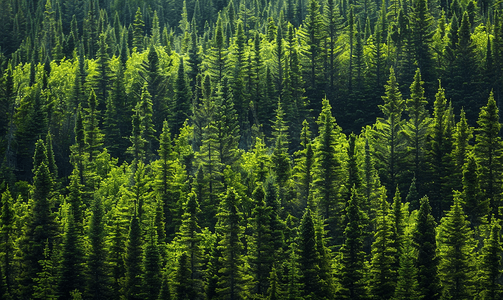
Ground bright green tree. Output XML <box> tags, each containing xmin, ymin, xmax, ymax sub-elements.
<box><xmin>369</xmin><ymin>190</ymin><xmax>397</xmax><ymax>300</ymax></box>
<box><xmin>373</xmin><ymin>67</ymin><xmax>406</xmax><ymax>197</ymax></box>
<box><xmin>437</xmin><ymin>194</ymin><xmax>476</xmax><ymax>300</ymax></box>
<box><xmin>125</xmin><ymin>215</ymin><xmax>143</xmax><ymax>300</ymax></box>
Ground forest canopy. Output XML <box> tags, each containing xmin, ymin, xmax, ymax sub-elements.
<box><xmin>0</xmin><ymin>0</ymin><xmax>503</xmax><ymax>299</ymax></box>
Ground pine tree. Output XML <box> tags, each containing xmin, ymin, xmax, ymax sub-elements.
<box><xmin>478</xmin><ymin>220</ymin><xmax>503</xmax><ymax>300</ymax></box>
<box><xmin>174</xmin><ymin>57</ymin><xmax>191</xmax><ymax>134</ymax></box>
<box><xmin>462</xmin><ymin>154</ymin><xmax>487</xmax><ymax>227</ymax></box>
<box><xmin>294</xmin><ymin>120</ymin><xmax>313</xmax><ymax>209</ymax></box>
<box><xmin>413</xmin><ymin>196</ymin><xmax>440</xmax><ymax>300</ymax></box>
<box><xmin>394</xmin><ymin>240</ymin><xmax>418</xmax><ymax>299</ymax></box>
<box><xmin>137</xmin><ymin>83</ymin><xmax>156</xmax><ymax>162</ymax></box>
<box><xmin>132</xmin><ymin>8</ymin><xmax>145</xmax><ymax>52</ymax></box>
<box><xmin>427</xmin><ymin>84</ymin><xmax>454</xmax><ymax>220</ymax></box>
<box><xmin>86</xmin><ymin>194</ymin><xmax>110</xmax><ymax>300</ymax></box>
<box><xmin>373</xmin><ymin>67</ymin><xmax>406</xmax><ymax>197</ymax></box>
<box><xmin>177</xmin><ymin>192</ymin><xmax>204</xmax><ymax>299</ymax></box>
<box><xmin>411</xmin><ymin>0</ymin><xmax>436</xmax><ymax>95</ymax></box>
<box><xmin>474</xmin><ymin>91</ymin><xmax>503</xmax><ymax>220</ymax></box>
<box><xmin>312</xmin><ymin>97</ymin><xmax>343</xmax><ymax>235</ymax></box>
<box><xmin>143</xmin><ymin>46</ymin><xmax>168</xmax><ymax>136</ymax></box>
<box><xmin>369</xmin><ymin>190</ymin><xmax>397</xmax><ymax>300</ymax></box>
<box><xmin>175</xmin><ymin>252</ymin><xmax>193</xmax><ymax>299</ymax></box>
<box><xmin>57</xmin><ymin>206</ymin><xmax>84</xmax><ymax>299</ymax></box>
<box><xmin>297</xmin><ymin>208</ymin><xmax>323</xmax><ymax>299</ymax></box>
<box><xmin>0</xmin><ymin>189</ymin><xmax>14</xmax><ymax>296</ymax></box>
<box><xmin>451</xmin><ymin>109</ymin><xmax>473</xmax><ymax>193</ymax></box>
<box><xmin>21</xmin><ymin>161</ymin><xmax>56</xmax><ymax>298</ymax></box>
<box><xmin>208</xmin><ymin>14</ymin><xmax>227</xmax><ymax>84</ymax></box>
<box><xmin>250</xmin><ymin>183</ymin><xmax>274</xmax><ymax>296</ymax></box>
<box><xmin>32</xmin><ymin>242</ymin><xmax>57</xmax><ymax>300</ymax></box>
<box><xmin>438</xmin><ymin>194</ymin><xmax>476</xmax><ymax>299</ymax></box>
<box><xmin>337</xmin><ymin>187</ymin><xmax>366</xmax><ymax>300</ymax></box>
<box><xmin>94</xmin><ymin>33</ymin><xmax>111</xmax><ymax>113</ymax></box>
<box><xmin>216</xmin><ymin>187</ymin><xmax>250</xmax><ymax>299</ymax></box>
<box><xmin>403</xmin><ymin>69</ymin><xmax>431</xmax><ymax>193</ymax></box>
<box><xmin>143</xmin><ymin>226</ymin><xmax>161</xmax><ymax>300</ymax></box>
<box><xmin>214</xmin><ymin>79</ymin><xmax>240</xmax><ymax>168</ymax></box>
<box><xmin>303</xmin><ymin>0</ymin><xmax>326</xmax><ymax>114</ymax></box>
<box><xmin>84</xmin><ymin>89</ymin><xmax>103</xmax><ymax>162</ymax></box>
<box><xmin>125</xmin><ymin>215</ymin><xmax>143</xmax><ymax>300</ymax></box>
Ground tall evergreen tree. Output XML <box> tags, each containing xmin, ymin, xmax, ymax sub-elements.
<box><xmin>336</xmin><ymin>187</ymin><xmax>366</xmax><ymax>300</ymax></box>
<box><xmin>474</xmin><ymin>92</ymin><xmax>503</xmax><ymax>220</ymax></box>
<box><xmin>403</xmin><ymin>69</ymin><xmax>431</xmax><ymax>193</ymax></box>
<box><xmin>478</xmin><ymin>220</ymin><xmax>503</xmax><ymax>300</ymax></box>
<box><xmin>312</xmin><ymin>97</ymin><xmax>343</xmax><ymax>235</ymax></box>
<box><xmin>0</xmin><ymin>189</ymin><xmax>14</xmax><ymax>297</ymax></box>
<box><xmin>215</xmin><ymin>187</ymin><xmax>250</xmax><ymax>299</ymax></box>
<box><xmin>86</xmin><ymin>194</ymin><xmax>110</xmax><ymax>300</ymax></box>
<box><xmin>143</xmin><ymin>226</ymin><xmax>161</xmax><ymax>300</ymax></box>
<box><xmin>413</xmin><ymin>196</ymin><xmax>440</xmax><ymax>300</ymax></box>
<box><xmin>57</xmin><ymin>206</ymin><xmax>84</xmax><ymax>299</ymax></box>
<box><xmin>438</xmin><ymin>194</ymin><xmax>476</xmax><ymax>300</ymax></box>
<box><xmin>369</xmin><ymin>190</ymin><xmax>397</xmax><ymax>300</ymax></box>
<box><xmin>125</xmin><ymin>215</ymin><xmax>143</xmax><ymax>300</ymax></box>
<box><xmin>373</xmin><ymin>67</ymin><xmax>407</xmax><ymax>197</ymax></box>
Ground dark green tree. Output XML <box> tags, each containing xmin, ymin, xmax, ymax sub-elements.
<box><xmin>216</xmin><ymin>187</ymin><xmax>250</xmax><ymax>299</ymax></box>
<box><xmin>0</xmin><ymin>188</ymin><xmax>14</xmax><ymax>296</ymax></box>
<box><xmin>125</xmin><ymin>215</ymin><xmax>143</xmax><ymax>300</ymax></box>
<box><xmin>336</xmin><ymin>187</ymin><xmax>366</xmax><ymax>300</ymax></box>
<box><xmin>413</xmin><ymin>196</ymin><xmax>440</xmax><ymax>300</ymax></box>
<box><xmin>174</xmin><ymin>58</ymin><xmax>191</xmax><ymax>134</ymax></box>
<box><xmin>403</xmin><ymin>69</ymin><xmax>431</xmax><ymax>193</ymax></box>
<box><xmin>86</xmin><ymin>194</ymin><xmax>110</xmax><ymax>300</ymax></box>
<box><xmin>57</xmin><ymin>207</ymin><xmax>84</xmax><ymax>299</ymax></box>
<box><xmin>478</xmin><ymin>220</ymin><xmax>503</xmax><ymax>300</ymax></box>
<box><xmin>474</xmin><ymin>92</ymin><xmax>503</xmax><ymax>220</ymax></box>
<box><xmin>143</xmin><ymin>226</ymin><xmax>161</xmax><ymax>300</ymax></box>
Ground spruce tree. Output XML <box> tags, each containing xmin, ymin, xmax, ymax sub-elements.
<box><xmin>0</xmin><ymin>188</ymin><xmax>14</xmax><ymax>296</ymax></box>
<box><xmin>413</xmin><ymin>196</ymin><xmax>440</xmax><ymax>300</ymax></box>
<box><xmin>84</xmin><ymin>89</ymin><xmax>103</xmax><ymax>162</ymax></box>
<box><xmin>373</xmin><ymin>67</ymin><xmax>406</xmax><ymax>197</ymax></box>
<box><xmin>337</xmin><ymin>187</ymin><xmax>366</xmax><ymax>300</ymax></box>
<box><xmin>297</xmin><ymin>208</ymin><xmax>322</xmax><ymax>299</ymax></box>
<box><xmin>478</xmin><ymin>220</ymin><xmax>503</xmax><ymax>300</ymax></box>
<box><xmin>474</xmin><ymin>91</ymin><xmax>503</xmax><ymax>220</ymax></box>
<box><xmin>174</xmin><ymin>57</ymin><xmax>191</xmax><ymax>135</ymax></box>
<box><xmin>57</xmin><ymin>206</ymin><xmax>84</xmax><ymax>299</ymax></box>
<box><xmin>312</xmin><ymin>97</ymin><xmax>343</xmax><ymax>235</ymax></box>
<box><xmin>86</xmin><ymin>195</ymin><xmax>110</xmax><ymax>300</ymax></box>
<box><xmin>303</xmin><ymin>0</ymin><xmax>325</xmax><ymax>114</ymax></box>
<box><xmin>132</xmin><ymin>8</ymin><xmax>145</xmax><ymax>52</ymax></box>
<box><xmin>143</xmin><ymin>226</ymin><xmax>161</xmax><ymax>300</ymax></box>
<box><xmin>125</xmin><ymin>215</ymin><xmax>143</xmax><ymax>300</ymax></box>
<box><xmin>426</xmin><ymin>84</ymin><xmax>454</xmax><ymax>220</ymax></box>
<box><xmin>250</xmin><ymin>183</ymin><xmax>274</xmax><ymax>296</ymax></box>
<box><xmin>32</xmin><ymin>242</ymin><xmax>57</xmax><ymax>300</ymax></box>
<box><xmin>403</xmin><ymin>69</ymin><xmax>431</xmax><ymax>193</ymax></box>
<box><xmin>438</xmin><ymin>194</ymin><xmax>476</xmax><ymax>299</ymax></box>
<box><xmin>177</xmin><ymin>192</ymin><xmax>204</xmax><ymax>299</ymax></box>
<box><xmin>451</xmin><ymin>109</ymin><xmax>473</xmax><ymax>193</ymax></box>
<box><xmin>369</xmin><ymin>190</ymin><xmax>397</xmax><ymax>300</ymax></box>
<box><xmin>216</xmin><ymin>187</ymin><xmax>250</xmax><ymax>299</ymax></box>
<box><xmin>462</xmin><ymin>154</ymin><xmax>487</xmax><ymax>227</ymax></box>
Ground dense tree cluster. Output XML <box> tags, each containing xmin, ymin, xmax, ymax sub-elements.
<box><xmin>1</xmin><ymin>0</ymin><xmax>503</xmax><ymax>299</ymax></box>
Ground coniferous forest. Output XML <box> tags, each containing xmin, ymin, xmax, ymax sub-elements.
<box><xmin>1</xmin><ymin>0</ymin><xmax>503</xmax><ymax>299</ymax></box>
